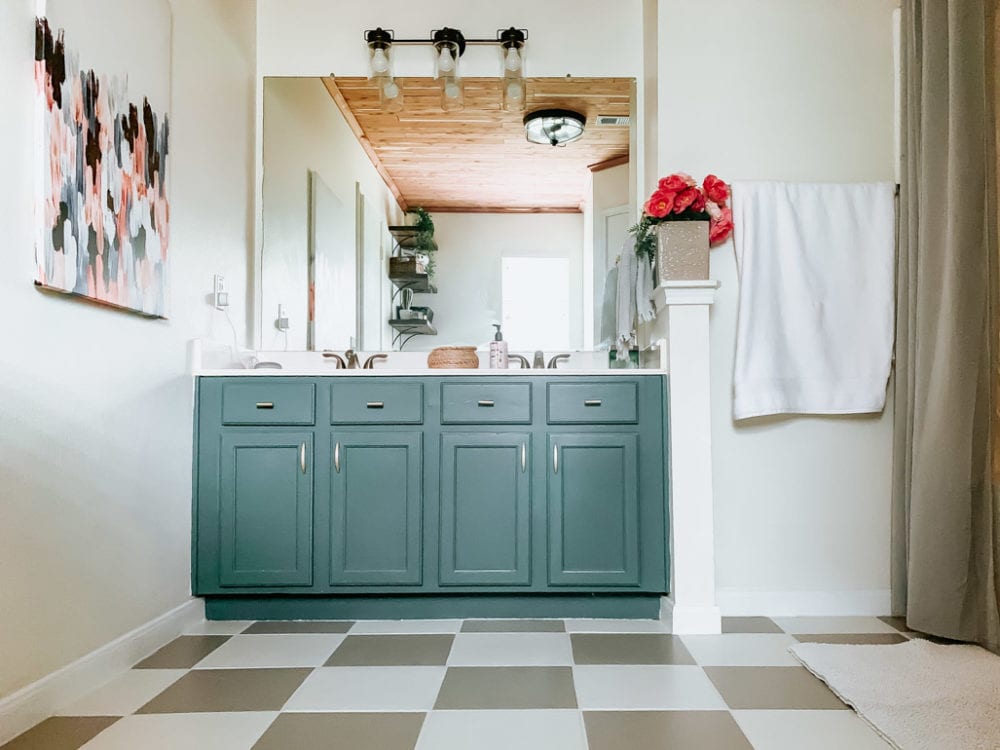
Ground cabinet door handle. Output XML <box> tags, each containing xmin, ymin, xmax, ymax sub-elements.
<box><xmin>521</xmin><ymin>442</ymin><xmax>527</xmax><ymax>473</ymax></box>
<box><xmin>256</xmin><ymin>402</ymin><xmax>274</xmax><ymax>409</ymax></box>
<box><xmin>553</xmin><ymin>444</ymin><xmax>559</xmax><ymax>474</ymax></box>
<box><xmin>478</xmin><ymin>400</ymin><xmax>495</xmax><ymax>407</ymax></box>
<box><xmin>299</xmin><ymin>442</ymin><xmax>307</xmax><ymax>474</ymax></box>
<box><xmin>366</xmin><ymin>401</ymin><xmax>384</xmax><ymax>409</ymax></box>
<box><xmin>334</xmin><ymin>442</ymin><xmax>341</xmax><ymax>473</ymax></box>
<box><xmin>584</xmin><ymin>399</ymin><xmax>602</xmax><ymax>407</ymax></box>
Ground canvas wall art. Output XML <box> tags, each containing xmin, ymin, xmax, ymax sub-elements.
<box><xmin>34</xmin><ymin>8</ymin><xmax>171</xmax><ymax>318</ymax></box>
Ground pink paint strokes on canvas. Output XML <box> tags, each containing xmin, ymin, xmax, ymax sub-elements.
<box><xmin>34</xmin><ymin>17</ymin><xmax>169</xmax><ymax>317</ymax></box>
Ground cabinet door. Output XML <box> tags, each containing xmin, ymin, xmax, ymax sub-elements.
<box><xmin>439</xmin><ymin>433</ymin><xmax>531</xmax><ymax>586</ymax></box>
<box><xmin>218</xmin><ymin>431</ymin><xmax>314</xmax><ymax>587</ymax></box>
<box><xmin>329</xmin><ymin>431</ymin><xmax>422</xmax><ymax>585</ymax></box>
<box><xmin>547</xmin><ymin>433</ymin><xmax>640</xmax><ymax>587</ymax></box>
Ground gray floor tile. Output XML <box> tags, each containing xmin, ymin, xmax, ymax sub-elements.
<box><xmin>793</xmin><ymin>633</ymin><xmax>908</xmax><ymax>645</ymax></box>
<box><xmin>242</xmin><ymin>621</ymin><xmax>353</xmax><ymax>634</ymax></box>
<box><xmin>136</xmin><ymin>668</ymin><xmax>311</xmax><ymax>713</ymax></box>
<box><xmin>133</xmin><ymin>636</ymin><xmax>230</xmax><ymax>669</ymax></box>
<box><xmin>325</xmin><ymin>635</ymin><xmax>454</xmax><ymax>666</ymax></box>
<box><xmin>722</xmin><ymin>617</ymin><xmax>784</xmax><ymax>634</ymax></box>
<box><xmin>0</xmin><ymin>717</ymin><xmax>118</xmax><ymax>750</ymax></box>
<box><xmin>584</xmin><ymin>711</ymin><xmax>753</xmax><ymax>750</ymax></box>
<box><xmin>704</xmin><ymin>666</ymin><xmax>848</xmax><ymax>710</ymax></box>
<box><xmin>416</xmin><ymin>710</ymin><xmax>587</xmax><ymax>750</ymax></box>
<box><xmin>252</xmin><ymin>712</ymin><xmax>424</xmax><ymax>750</ymax></box>
<box><xmin>435</xmin><ymin>667</ymin><xmax>577</xmax><ymax>709</ymax></box>
<box><xmin>461</xmin><ymin>619</ymin><xmax>566</xmax><ymax>633</ymax></box>
<box><xmin>570</xmin><ymin>634</ymin><xmax>696</xmax><ymax>665</ymax></box>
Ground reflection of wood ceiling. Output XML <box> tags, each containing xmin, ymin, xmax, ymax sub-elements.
<box><xmin>323</xmin><ymin>77</ymin><xmax>632</xmax><ymax>213</ymax></box>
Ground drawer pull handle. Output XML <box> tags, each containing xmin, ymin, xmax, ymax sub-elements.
<box><xmin>334</xmin><ymin>442</ymin><xmax>341</xmax><ymax>473</ymax></box>
<box><xmin>478</xmin><ymin>400</ymin><xmax>495</xmax><ymax>407</ymax></box>
<box><xmin>299</xmin><ymin>442</ymin><xmax>307</xmax><ymax>474</ymax></box>
<box><xmin>584</xmin><ymin>399</ymin><xmax>602</xmax><ymax>407</ymax></box>
<box><xmin>366</xmin><ymin>401</ymin><xmax>385</xmax><ymax>409</ymax></box>
<box><xmin>256</xmin><ymin>402</ymin><xmax>275</xmax><ymax>409</ymax></box>
<box><xmin>521</xmin><ymin>442</ymin><xmax>527</xmax><ymax>473</ymax></box>
<box><xmin>553</xmin><ymin>444</ymin><xmax>559</xmax><ymax>474</ymax></box>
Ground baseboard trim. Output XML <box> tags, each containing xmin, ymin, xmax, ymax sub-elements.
<box><xmin>659</xmin><ymin>597</ymin><xmax>722</xmax><ymax>634</ymax></box>
<box><xmin>0</xmin><ymin>598</ymin><xmax>204</xmax><ymax>746</ymax></box>
<box><xmin>716</xmin><ymin>589</ymin><xmax>892</xmax><ymax>617</ymax></box>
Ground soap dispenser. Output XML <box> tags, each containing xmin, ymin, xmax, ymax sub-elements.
<box><xmin>490</xmin><ymin>324</ymin><xmax>509</xmax><ymax>369</ymax></box>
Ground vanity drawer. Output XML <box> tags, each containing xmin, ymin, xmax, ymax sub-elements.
<box><xmin>331</xmin><ymin>381</ymin><xmax>424</xmax><ymax>424</ymax></box>
<box><xmin>547</xmin><ymin>382</ymin><xmax>638</xmax><ymax>424</ymax></box>
<box><xmin>441</xmin><ymin>383</ymin><xmax>532</xmax><ymax>424</ymax></box>
<box><xmin>221</xmin><ymin>382</ymin><xmax>316</xmax><ymax>425</ymax></box>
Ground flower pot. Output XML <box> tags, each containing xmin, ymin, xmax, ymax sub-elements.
<box><xmin>654</xmin><ymin>221</ymin><xmax>710</xmax><ymax>281</ymax></box>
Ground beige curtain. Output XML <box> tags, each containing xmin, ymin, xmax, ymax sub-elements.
<box><xmin>893</xmin><ymin>0</ymin><xmax>1000</xmax><ymax>652</ymax></box>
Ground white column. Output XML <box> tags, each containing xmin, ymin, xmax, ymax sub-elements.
<box><xmin>652</xmin><ymin>280</ymin><xmax>722</xmax><ymax>634</ymax></box>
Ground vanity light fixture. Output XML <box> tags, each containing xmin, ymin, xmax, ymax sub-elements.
<box><xmin>362</xmin><ymin>26</ymin><xmax>529</xmax><ymax>113</ymax></box>
<box><xmin>523</xmin><ymin>108</ymin><xmax>586</xmax><ymax>146</ymax></box>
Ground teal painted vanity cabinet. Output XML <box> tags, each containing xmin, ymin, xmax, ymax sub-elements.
<box><xmin>193</xmin><ymin>374</ymin><xmax>669</xmax><ymax>617</ymax></box>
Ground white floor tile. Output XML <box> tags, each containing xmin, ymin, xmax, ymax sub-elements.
<box><xmin>350</xmin><ymin>619</ymin><xmax>463</xmax><ymax>634</ymax></box>
<box><xmin>564</xmin><ymin>618</ymin><xmax>670</xmax><ymax>633</ymax></box>
<box><xmin>57</xmin><ymin>670</ymin><xmax>187</xmax><ymax>716</ymax></box>
<box><xmin>446</xmin><ymin>633</ymin><xmax>574</xmax><ymax>666</ymax></box>
<box><xmin>772</xmin><ymin>617</ymin><xmax>898</xmax><ymax>635</ymax></box>
<box><xmin>80</xmin><ymin>712</ymin><xmax>278</xmax><ymax>750</ymax></box>
<box><xmin>283</xmin><ymin>666</ymin><xmax>446</xmax><ymax>711</ymax></box>
<box><xmin>733</xmin><ymin>710</ymin><xmax>892</xmax><ymax>749</ymax></box>
<box><xmin>573</xmin><ymin>665</ymin><xmax>728</xmax><ymax>710</ymax></box>
<box><xmin>680</xmin><ymin>634</ymin><xmax>801</xmax><ymax>666</ymax></box>
<box><xmin>192</xmin><ymin>634</ymin><xmax>345</xmax><ymax>669</ymax></box>
<box><xmin>416</xmin><ymin>710</ymin><xmax>587</xmax><ymax>750</ymax></box>
<box><xmin>183</xmin><ymin>620</ymin><xmax>253</xmax><ymax>635</ymax></box>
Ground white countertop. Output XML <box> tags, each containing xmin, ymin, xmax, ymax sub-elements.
<box><xmin>195</xmin><ymin>368</ymin><xmax>668</xmax><ymax>377</ymax></box>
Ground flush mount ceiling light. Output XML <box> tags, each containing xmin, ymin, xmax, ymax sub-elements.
<box><xmin>363</xmin><ymin>26</ymin><xmax>528</xmax><ymax>113</ymax></box>
<box><xmin>523</xmin><ymin>108</ymin><xmax>586</xmax><ymax>146</ymax></box>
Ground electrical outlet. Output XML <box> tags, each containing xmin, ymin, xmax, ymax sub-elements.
<box><xmin>212</xmin><ymin>274</ymin><xmax>229</xmax><ymax>310</ymax></box>
<box><xmin>275</xmin><ymin>304</ymin><xmax>290</xmax><ymax>331</ymax></box>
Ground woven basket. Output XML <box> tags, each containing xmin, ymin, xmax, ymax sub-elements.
<box><xmin>427</xmin><ymin>346</ymin><xmax>479</xmax><ymax>369</ymax></box>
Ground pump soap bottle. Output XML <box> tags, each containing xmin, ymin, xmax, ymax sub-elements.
<box><xmin>490</xmin><ymin>324</ymin><xmax>509</xmax><ymax>369</ymax></box>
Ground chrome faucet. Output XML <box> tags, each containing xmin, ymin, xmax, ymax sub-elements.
<box><xmin>363</xmin><ymin>353</ymin><xmax>388</xmax><ymax>369</ymax></box>
<box><xmin>322</xmin><ymin>351</ymin><xmax>346</xmax><ymax>368</ymax></box>
<box><xmin>533</xmin><ymin>350</ymin><xmax>545</xmax><ymax>369</ymax></box>
<box><xmin>344</xmin><ymin>349</ymin><xmax>361</xmax><ymax>369</ymax></box>
<box><xmin>547</xmin><ymin>354</ymin><xmax>571</xmax><ymax>369</ymax></box>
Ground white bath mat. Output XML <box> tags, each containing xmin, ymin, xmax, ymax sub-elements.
<box><xmin>790</xmin><ymin>638</ymin><xmax>1000</xmax><ymax>750</ymax></box>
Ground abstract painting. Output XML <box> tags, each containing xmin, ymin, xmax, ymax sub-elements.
<box><xmin>34</xmin><ymin>14</ymin><xmax>170</xmax><ymax>317</ymax></box>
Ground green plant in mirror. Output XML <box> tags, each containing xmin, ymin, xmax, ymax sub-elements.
<box><xmin>407</xmin><ymin>207</ymin><xmax>437</xmax><ymax>278</ymax></box>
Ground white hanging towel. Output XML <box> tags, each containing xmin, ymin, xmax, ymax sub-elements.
<box><xmin>615</xmin><ymin>235</ymin><xmax>655</xmax><ymax>359</ymax></box>
<box><xmin>730</xmin><ymin>181</ymin><xmax>895</xmax><ymax>420</ymax></box>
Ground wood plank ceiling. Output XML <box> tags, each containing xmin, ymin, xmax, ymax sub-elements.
<box><xmin>323</xmin><ymin>76</ymin><xmax>632</xmax><ymax>213</ymax></box>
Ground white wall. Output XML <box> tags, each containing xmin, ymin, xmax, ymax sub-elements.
<box><xmin>0</xmin><ymin>0</ymin><xmax>255</xmax><ymax>699</ymax></box>
<box><xmin>413</xmin><ymin>213</ymin><xmax>585</xmax><ymax>352</ymax></box>
<box><xmin>657</xmin><ymin>0</ymin><xmax>898</xmax><ymax>612</ymax></box>
<box><xmin>260</xmin><ymin>77</ymin><xmax>400</xmax><ymax>351</ymax></box>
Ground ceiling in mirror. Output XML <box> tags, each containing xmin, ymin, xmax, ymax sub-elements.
<box><xmin>322</xmin><ymin>76</ymin><xmax>632</xmax><ymax>213</ymax></box>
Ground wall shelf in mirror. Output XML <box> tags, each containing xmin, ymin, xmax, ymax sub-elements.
<box><xmin>389</xmin><ymin>318</ymin><xmax>438</xmax><ymax>350</ymax></box>
<box><xmin>388</xmin><ymin>225</ymin><xmax>438</xmax><ymax>253</ymax></box>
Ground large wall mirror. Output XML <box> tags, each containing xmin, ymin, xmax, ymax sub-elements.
<box><xmin>260</xmin><ymin>75</ymin><xmax>636</xmax><ymax>353</ymax></box>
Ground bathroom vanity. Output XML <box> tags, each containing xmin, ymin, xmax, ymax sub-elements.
<box><xmin>192</xmin><ymin>371</ymin><xmax>669</xmax><ymax>620</ymax></box>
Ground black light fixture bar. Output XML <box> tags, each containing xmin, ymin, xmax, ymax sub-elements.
<box><xmin>362</xmin><ymin>28</ymin><xmax>528</xmax><ymax>52</ymax></box>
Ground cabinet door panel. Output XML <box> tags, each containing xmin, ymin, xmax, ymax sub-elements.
<box><xmin>329</xmin><ymin>431</ymin><xmax>422</xmax><ymax>585</ymax></box>
<box><xmin>440</xmin><ymin>433</ymin><xmax>531</xmax><ymax>585</ymax></box>
<box><xmin>548</xmin><ymin>433</ymin><xmax>640</xmax><ymax>587</ymax></box>
<box><xmin>218</xmin><ymin>431</ymin><xmax>314</xmax><ymax>587</ymax></box>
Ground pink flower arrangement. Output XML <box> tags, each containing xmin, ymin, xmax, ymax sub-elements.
<box><xmin>633</xmin><ymin>172</ymin><xmax>734</xmax><ymax>259</ymax></box>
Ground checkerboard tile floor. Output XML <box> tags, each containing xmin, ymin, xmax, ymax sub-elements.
<box><xmin>3</xmin><ymin>616</ymin><xmax>912</xmax><ymax>749</ymax></box>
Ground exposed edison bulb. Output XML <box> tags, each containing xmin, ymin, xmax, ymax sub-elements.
<box><xmin>443</xmin><ymin>80</ymin><xmax>461</xmax><ymax>99</ymax></box>
<box><xmin>370</xmin><ymin>47</ymin><xmax>390</xmax><ymax>74</ymax></box>
<box><xmin>437</xmin><ymin>45</ymin><xmax>456</xmax><ymax>73</ymax></box>
<box><xmin>382</xmin><ymin>79</ymin><xmax>400</xmax><ymax>99</ymax></box>
<box><xmin>505</xmin><ymin>80</ymin><xmax>523</xmax><ymax>101</ymax></box>
<box><xmin>504</xmin><ymin>46</ymin><xmax>522</xmax><ymax>72</ymax></box>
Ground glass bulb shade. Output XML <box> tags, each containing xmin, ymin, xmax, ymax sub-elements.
<box><xmin>504</xmin><ymin>46</ymin><xmax>522</xmax><ymax>72</ymax></box>
<box><xmin>523</xmin><ymin>109</ymin><xmax>586</xmax><ymax>146</ymax></box>
<box><xmin>382</xmin><ymin>79</ymin><xmax>400</xmax><ymax>99</ymax></box>
<box><xmin>437</xmin><ymin>45</ymin><xmax>456</xmax><ymax>73</ymax></box>
<box><xmin>380</xmin><ymin>78</ymin><xmax>403</xmax><ymax>113</ymax></box>
<box><xmin>369</xmin><ymin>47</ymin><xmax>390</xmax><ymax>74</ymax></box>
<box><xmin>440</xmin><ymin>75</ymin><xmax>464</xmax><ymax>111</ymax></box>
<box><xmin>502</xmin><ymin>78</ymin><xmax>525</xmax><ymax>112</ymax></box>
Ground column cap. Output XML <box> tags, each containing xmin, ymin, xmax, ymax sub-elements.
<box><xmin>653</xmin><ymin>280</ymin><xmax>721</xmax><ymax>308</ymax></box>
